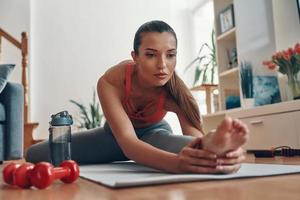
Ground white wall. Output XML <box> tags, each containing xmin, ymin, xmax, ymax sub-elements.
<box><xmin>273</xmin><ymin>0</ymin><xmax>300</xmax><ymax>50</ymax></box>
<box><xmin>235</xmin><ymin>0</ymin><xmax>277</xmax><ymax>76</ymax></box>
<box><xmin>0</xmin><ymin>0</ymin><xmax>198</xmax><ymax>139</ymax></box>
<box><xmin>0</xmin><ymin>0</ymin><xmax>30</xmax><ymax>83</ymax></box>
<box><xmin>188</xmin><ymin>0</ymin><xmax>215</xmax><ymax>115</ymax></box>
<box><xmin>28</xmin><ymin>0</ymin><xmax>196</xmax><ymax>138</ymax></box>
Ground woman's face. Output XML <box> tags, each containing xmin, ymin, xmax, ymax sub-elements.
<box><xmin>132</xmin><ymin>32</ymin><xmax>177</xmax><ymax>87</ymax></box>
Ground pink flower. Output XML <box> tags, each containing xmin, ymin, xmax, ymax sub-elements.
<box><xmin>262</xmin><ymin>42</ymin><xmax>300</xmax><ymax>75</ymax></box>
<box><xmin>295</xmin><ymin>43</ymin><xmax>300</xmax><ymax>54</ymax></box>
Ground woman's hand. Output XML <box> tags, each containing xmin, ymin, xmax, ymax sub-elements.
<box><xmin>215</xmin><ymin>147</ymin><xmax>246</xmax><ymax>174</ymax></box>
<box><xmin>175</xmin><ymin>138</ymin><xmax>219</xmax><ymax>174</ymax></box>
<box><xmin>175</xmin><ymin>138</ymin><xmax>245</xmax><ymax>174</ymax></box>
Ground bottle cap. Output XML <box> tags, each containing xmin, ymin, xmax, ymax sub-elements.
<box><xmin>50</xmin><ymin>111</ymin><xmax>73</xmax><ymax>126</ymax></box>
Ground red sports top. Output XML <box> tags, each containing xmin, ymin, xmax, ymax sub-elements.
<box><xmin>122</xmin><ymin>64</ymin><xmax>167</xmax><ymax>123</ymax></box>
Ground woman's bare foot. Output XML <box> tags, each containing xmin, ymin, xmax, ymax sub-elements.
<box><xmin>201</xmin><ymin>117</ymin><xmax>249</xmax><ymax>156</ymax></box>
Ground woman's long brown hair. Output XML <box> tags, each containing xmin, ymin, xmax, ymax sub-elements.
<box><xmin>134</xmin><ymin>20</ymin><xmax>203</xmax><ymax>132</ymax></box>
<box><xmin>164</xmin><ymin>72</ymin><xmax>203</xmax><ymax>132</ymax></box>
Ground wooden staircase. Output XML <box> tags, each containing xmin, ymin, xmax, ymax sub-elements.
<box><xmin>0</xmin><ymin>28</ymin><xmax>39</xmax><ymax>152</ymax></box>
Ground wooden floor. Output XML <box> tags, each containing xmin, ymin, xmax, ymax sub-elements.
<box><xmin>1</xmin><ymin>155</ymin><xmax>300</xmax><ymax>200</ymax></box>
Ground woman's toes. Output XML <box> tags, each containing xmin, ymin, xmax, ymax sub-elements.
<box><xmin>217</xmin><ymin>117</ymin><xmax>233</xmax><ymax>133</ymax></box>
<box><xmin>232</xmin><ymin>119</ymin><xmax>243</xmax><ymax>128</ymax></box>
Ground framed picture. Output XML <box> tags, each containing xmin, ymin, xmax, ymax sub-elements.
<box><xmin>219</xmin><ymin>4</ymin><xmax>235</xmax><ymax>34</ymax></box>
<box><xmin>253</xmin><ymin>76</ymin><xmax>281</xmax><ymax>106</ymax></box>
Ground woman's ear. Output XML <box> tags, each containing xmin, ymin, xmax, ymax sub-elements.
<box><xmin>131</xmin><ymin>51</ymin><xmax>137</xmax><ymax>62</ymax></box>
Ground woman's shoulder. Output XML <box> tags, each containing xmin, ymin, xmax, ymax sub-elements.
<box><xmin>100</xmin><ymin>60</ymin><xmax>134</xmax><ymax>86</ymax></box>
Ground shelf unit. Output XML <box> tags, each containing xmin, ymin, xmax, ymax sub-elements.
<box><xmin>213</xmin><ymin>0</ymin><xmax>240</xmax><ymax>111</ymax></box>
<box><xmin>203</xmin><ymin>99</ymin><xmax>300</xmax><ymax>149</ymax></box>
<box><xmin>203</xmin><ymin>0</ymin><xmax>300</xmax><ymax>150</ymax></box>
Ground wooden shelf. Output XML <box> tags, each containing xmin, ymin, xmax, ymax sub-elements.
<box><xmin>219</xmin><ymin>67</ymin><xmax>239</xmax><ymax>78</ymax></box>
<box><xmin>229</xmin><ymin>99</ymin><xmax>300</xmax><ymax>119</ymax></box>
<box><xmin>190</xmin><ymin>84</ymin><xmax>218</xmax><ymax>91</ymax></box>
<box><xmin>217</xmin><ymin>27</ymin><xmax>236</xmax><ymax>42</ymax></box>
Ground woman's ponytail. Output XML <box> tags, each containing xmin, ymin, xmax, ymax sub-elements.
<box><xmin>164</xmin><ymin>72</ymin><xmax>203</xmax><ymax>133</ymax></box>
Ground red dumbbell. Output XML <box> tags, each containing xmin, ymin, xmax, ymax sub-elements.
<box><xmin>3</xmin><ymin>163</ymin><xmax>21</xmax><ymax>185</ymax></box>
<box><xmin>3</xmin><ymin>162</ymin><xmax>35</xmax><ymax>188</ymax></box>
<box><xmin>3</xmin><ymin>160</ymin><xmax>79</xmax><ymax>189</ymax></box>
<box><xmin>30</xmin><ymin>160</ymin><xmax>80</xmax><ymax>189</ymax></box>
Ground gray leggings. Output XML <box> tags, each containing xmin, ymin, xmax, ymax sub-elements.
<box><xmin>25</xmin><ymin>120</ymin><xmax>194</xmax><ymax>164</ymax></box>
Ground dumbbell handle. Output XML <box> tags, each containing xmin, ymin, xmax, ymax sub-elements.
<box><xmin>30</xmin><ymin>161</ymin><xmax>79</xmax><ymax>189</ymax></box>
<box><xmin>52</xmin><ymin>167</ymin><xmax>70</xmax><ymax>179</ymax></box>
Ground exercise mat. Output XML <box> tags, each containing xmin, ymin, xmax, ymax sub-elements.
<box><xmin>79</xmin><ymin>162</ymin><xmax>300</xmax><ymax>188</ymax></box>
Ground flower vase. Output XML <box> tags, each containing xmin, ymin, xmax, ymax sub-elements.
<box><xmin>242</xmin><ymin>98</ymin><xmax>254</xmax><ymax>109</ymax></box>
<box><xmin>287</xmin><ymin>73</ymin><xmax>300</xmax><ymax>100</ymax></box>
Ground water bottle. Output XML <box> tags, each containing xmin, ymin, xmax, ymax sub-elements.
<box><xmin>49</xmin><ymin>111</ymin><xmax>73</xmax><ymax>166</ymax></box>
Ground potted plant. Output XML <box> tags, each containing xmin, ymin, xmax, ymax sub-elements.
<box><xmin>70</xmin><ymin>89</ymin><xmax>104</xmax><ymax>130</ymax></box>
<box><xmin>184</xmin><ymin>29</ymin><xmax>218</xmax><ymax>86</ymax></box>
<box><xmin>240</xmin><ymin>61</ymin><xmax>254</xmax><ymax>108</ymax></box>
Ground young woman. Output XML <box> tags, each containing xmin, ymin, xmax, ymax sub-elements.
<box><xmin>26</xmin><ymin>20</ymin><xmax>248</xmax><ymax>174</ymax></box>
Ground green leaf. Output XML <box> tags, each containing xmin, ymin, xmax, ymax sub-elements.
<box><xmin>240</xmin><ymin>61</ymin><xmax>253</xmax><ymax>98</ymax></box>
<box><xmin>202</xmin><ymin>63</ymin><xmax>210</xmax><ymax>83</ymax></box>
<box><xmin>291</xmin><ymin>55</ymin><xmax>300</xmax><ymax>74</ymax></box>
<box><xmin>185</xmin><ymin>29</ymin><xmax>218</xmax><ymax>85</ymax></box>
<box><xmin>184</xmin><ymin>57</ymin><xmax>200</xmax><ymax>73</ymax></box>
<box><xmin>69</xmin><ymin>89</ymin><xmax>104</xmax><ymax>129</ymax></box>
<box><xmin>193</xmin><ymin>56</ymin><xmax>207</xmax><ymax>85</ymax></box>
<box><xmin>193</xmin><ymin>67</ymin><xmax>201</xmax><ymax>85</ymax></box>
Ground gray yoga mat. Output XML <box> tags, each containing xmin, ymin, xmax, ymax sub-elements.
<box><xmin>79</xmin><ymin>162</ymin><xmax>300</xmax><ymax>188</ymax></box>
